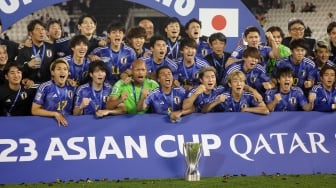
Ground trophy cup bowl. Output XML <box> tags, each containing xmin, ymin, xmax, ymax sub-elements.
<box><xmin>183</xmin><ymin>142</ymin><xmax>202</xmax><ymax>181</ymax></box>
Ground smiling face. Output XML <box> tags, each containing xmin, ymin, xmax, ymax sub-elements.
<box><xmin>109</xmin><ymin>29</ymin><xmax>124</xmax><ymax>47</ymax></box>
<box><xmin>47</xmin><ymin>22</ymin><xmax>62</xmax><ymax>41</ymax></box>
<box><xmin>165</xmin><ymin>22</ymin><xmax>180</xmax><ymax>40</ymax></box>
<box><xmin>200</xmin><ymin>70</ymin><xmax>216</xmax><ymax>91</ymax></box>
<box><xmin>182</xmin><ymin>46</ymin><xmax>196</xmax><ymax>63</ymax></box>
<box><xmin>51</xmin><ymin>62</ymin><xmax>69</xmax><ymax>86</ymax></box>
<box><xmin>78</xmin><ymin>17</ymin><xmax>96</xmax><ymax>37</ymax></box>
<box><xmin>5</xmin><ymin>66</ymin><xmax>22</xmax><ymax>85</ymax></box>
<box><xmin>72</xmin><ymin>42</ymin><xmax>88</xmax><ymax>59</ymax></box>
<box><xmin>228</xmin><ymin>75</ymin><xmax>245</xmax><ymax>96</ymax></box>
<box><xmin>315</xmin><ymin>47</ymin><xmax>331</xmax><ymax>64</ymax></box>
<box><xmin>0</xmin><ymin>45</ymin><xmax>8</xmax><ymax>67</ymax></box>
<box><xmin>157</xmin><ymin>67</ymin><xmax>173</xmax><ymax>89</ymax></box>
<box><xmin>130</xmin><ymin>37</ymin><xmax>145</xmax><ymax>51</ymax></box>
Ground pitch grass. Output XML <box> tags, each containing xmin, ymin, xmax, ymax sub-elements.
<box><xmin>1</xmin><ymin>174</ymin><xmax>336</xmax><ymax>188</ymax></box>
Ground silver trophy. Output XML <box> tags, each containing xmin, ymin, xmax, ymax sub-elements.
<box><xmin>183</xmin><ymin>142</ymin><xmax>202</xmax><ymax>181</ymax></box>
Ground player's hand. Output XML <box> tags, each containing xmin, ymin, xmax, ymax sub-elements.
<box><xmin>274</xmin><ymin>93</ymin><xmax>282</xmax><ymax>103</ymax></box>
<box><xmin>252</xmin><ymin>90</ymin><xmax>263</xmax><ymax>103</ymax></box>
<box><xmin>195</xmin><ymin>84</ymin><xmax>206</xmax><ymax>95</ymax></box>
<box><xmin>141</xmin><ymin>88</ymin><xmax>150</xmax><ymax>98</ymax></box>
<box><xmin>80</xmin><ymin>98</ymin><xmax>91</xmax><ymax>109</ymax></box>
<box><xmin>120</xmin><ymin>92</ymin><xmax>128</xmax><ymax>102</ymax></box>
<box><xmin>308</xmin><ymin>93</ymin><xmax>316</xmax><ymax>103</ymax></box>
<box><xmin>67</xmin><ymin>78</ymin><xmax>78</xmax><ymax>87</ymax></box>
<box><xmin>216</xmin><ymin>94</ymin><xmax>227</xmax><ymax>103</ymax></box>
<box><xmin>22</xmin><ymin>78</ymin><xmax>34</xmax><ymax>89</ymax></box>
<box><xmin>54</xmin><ymin>112</ymin><xmax>68</xmax><ymax>127</ymax></box>
<box><xmin>95</xmin><ymin>109</ymin><xmax>110</xmax><ymax>118</ymax></box>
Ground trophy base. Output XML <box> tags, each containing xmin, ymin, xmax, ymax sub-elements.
<box><xmin>185</xmin><ymin>174</ymin><xmax>200</xmax><ymax>181</ymax></box>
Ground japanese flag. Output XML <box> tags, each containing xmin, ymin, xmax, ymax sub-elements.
<box><xmin>199</xmin><ymin>8</ymin><xmax>239</xmax><ymax>37</ymax></box>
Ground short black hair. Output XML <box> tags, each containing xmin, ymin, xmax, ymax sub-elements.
<box><xmin>3</xmin><ymin>62</ymin><xmax>23</xmax><ymax>75</ymax></box>
<box><xmin>69</xmin><ymin>34</ymin><xmax>89</xmax><ymax>48</ymax></box>
<box><xmin>289</xmin><ymin>38</ymin><xmax>309</xmax><ymax>50</ymax></box>
<box><xmin>185</xmin><ymin>18</ymin><xmax>201</xmax><ymax>30</ymax></box>
<box><xmin>88</xmin><ymin>60</ymin><xmax>107</xmax><ymax>74</ymax></box>
<box><xmin>149</xmin><ymin>35</ymin><xmax>166</xmax><ymax>48</ymax></box>
<box><xmin>77</xmin><ymin>15</ymin><xmax>97</xmax><ymax>26</ymax></box>
<box><xmin>163</xmin><ymin>17</ymin><xmax>181</xmax><ymax>29</ymax></box>
<box><xmin>209</xmin><ymin>32</ymin><xmax>227</xmax><ymax>44</ymax></box>
<box><xmin>179</xmin><ymin>37</ymin><xmax>197</xmax><ymax>51</ymax></box>
<box><xmin>27</xmin><ymin>19</ymin><xmax>46</xmax><ymax>33</ymax></box>
<box><xmin>288</xmin><ymin>18</ymin><xmax>305</xmax><ymax>30</ymax></box>
<box><xmin>106</xmin><ymin>22</ymin><xmax>125</xmax><ymax>33</ymax></box>
<box><xmin>276</xmin><ymin>67</ymin><xmax>294</xmax><ymax>79</ymax></box>
<box><xmin>156</xmin><ymin>65</ymin><xmax>172</xmax><ymax>80</ymax></box>
<box><xmin>46</xmin><ymin>19</ymin><xmax>62</xmax><ymax>31</ymax></box>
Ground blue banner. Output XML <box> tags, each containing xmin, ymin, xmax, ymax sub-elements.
<box><xmin>1</xmin><ymin>112</ymin><xmax>336</xmax><ymax>184</ymax></box>
<box><xmin>0</xmin><ymin>0</ymin><xmax>261</xmax><ymax>51</ymax></box>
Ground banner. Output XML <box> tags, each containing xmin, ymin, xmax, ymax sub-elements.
<box><xmin>1</xmin><ymin>112</ymin><xmax>336</xmax><ymax>184</ymax></box>
<box><xmin>0</xmin><ymin>0</ymin><xmax>261</xmax><ymax>51</ymax></box>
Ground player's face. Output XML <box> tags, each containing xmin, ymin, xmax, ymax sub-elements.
<box><xmin>315</xmin><ymin>48</ymin><xmax>330</xmax><ymax>64</ymax></box>
<box><xmin>108</xmin><ymin>30</ymin><xmax>124</xmax><ymax>46</ymax></box>
<box><xmin>229</xmin><ymin>76</ymin><xmax>245</xmax><ymax>95</ymax></box>
<box><xmin>278</xmin><ymin>74</ymin><xmax>293</xmax><ymax>93</ymax></box>
<box><xmin>30</xmin><ymin>24</ymin><xmax>46</xmax><ymax>43</ymax></box>
<box><xmin>52</xmin><ymin>63</ymin><xmax>69</xmax><ymax>86</ymax></box>
<box><xmin>243</xmin><ymin>56</ymin><xmax>259</xmax><ymax>71</ymax></box>
<box><xmin>139</xmin><ymin>20</ymin><xmax>154</xmax><ymax>40</ymax></box>
<box><xmin>328</xmin><ymin>27</ymin><xmax>336</xmax><ymax>44</ymax></box>
<box><xmin>132</xmin><ymin>61</ymin><xmax>147</xmax><ymax>84</ymax></box>
<box><xmin>291</xmin><ymin>47</ymin><xmax>306</xmax><ymax>63</ymax></box>
<box><xmin>271</xmin><ymin>31</ymin><xmax>282</xmax><ymax>46</ymax></box>
<box><xmin>90</xmin><ymin>68</ymin><xmax>106</xmax><ymax>85</ymax></box>
<box><xmin>158</xmin><ymin>68</ymin><xmax>173</xmax><ymax>88</ymax></box>
<box><xmin>165</xmin><ymin>22</ymin><xmax>180</xmax><ymax>39</ymax></box>
<box><xmin>321</xmin><ymin>69</ymin><xmax>336</xmax><ymax>89</ymax></box>
<box><xmin>200</xmin><ymin>71</ymin><xmax>216</xmax><ymax>91</ymax></box>
<box><xmin>289</xmin><ymin>23</ymin><xmax>305</xmax><ymax>40</ymax></box>
<box><xmin>78</xmin><ymin>17</ymin><xmax>96</xmax><ymax>36</ymax></box>
<box><xmin>0</xmin><ymin>46</ymin><xmax>8</xmax><ymax>66</ymax></box>
<box><xmin>152</xmin><ymin>40</ymin><xmax>167</xmax><ymax>60</ymax></box>
<box><xmin>130</xmin><ymin>37</ymin><xmax>145</xmax><ymax>51</ymax></box>
<box><xmin>210</xmin><ymin>39</ymin><xmax>225</xmax><ymax>57</ymax></box>
<box><xmin>72</xmin><ymin>42</ymin><xmax>88</xmax><ymax>58</ymax></box>
<box><xmin>182</xmin><ymin>46</ymin><xmax>196</xmax><ymax>62</ymax></box>
<box><xmin>245</xmin><ymin>32</ymin><xmax>260</xmax><ymax>48</ymax></box>
<box><xmin>47</xmin><ymin>23</ymin><xmax>62</xmax><ymax>41</ymax></box>
<box><xmin>186</xmin><ymin>22</ymin><xmax>201</xmax><ymax>40</ymax></box>
<box><xmin>5</xmin><ymin>66</ymin><xmax>22</xmax><ymax>85</ymax></box>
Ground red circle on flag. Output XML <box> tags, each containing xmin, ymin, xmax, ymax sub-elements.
<box><xmin>211</xmin><ymin>15</ymin><xmax>227</xmax><ymax>30</ymax></box>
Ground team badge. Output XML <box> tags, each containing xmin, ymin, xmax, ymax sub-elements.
<box><xmin>121</xmin><ymin>57</ymin><xmax>127</xmax><ymax>65</ymax></box>
<box><xmin>20</xmin><ymin>91</ymin><xmax>27</xmax><ymax>100</ymax></box>
<box><xmin>67</xmin><ymin>90</ymin><xmax>73</xmax><ymax>98</ymax></box>
<box><xmin>250</xmin><ymin>76</ymin><xmax>257</xmax><ymax>83</ymax></box>
<box><xmin>301</xmin><ymin>70</ymin><xmax>306</xmax><ymax>77</ymax></box>
<box><xmin>290</xmin><ymin>97</ymin><xmax>296</xmax><ymax>105</ymax></box>
<box><xmin>46</xmin><ymin>49</ymin><xmax>53</xmax><ymax>58</ymax></box>
<box><xmin>241</xmin><ymin>103</ymin><xmax>247</xmax><ymax>109</ymax></box>
<box><xmin>174</xmin><ymin>96</ymin><xmax>181</xmax><ymax>105</ymax></box>
<box><xmin>201</xmin><ymin>49</ymin><xmax>207</xmax><ymax>57</ymax></box>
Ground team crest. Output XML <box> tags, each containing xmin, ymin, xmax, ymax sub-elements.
<box><xmin>121</xmin><ymin>57</ymin><xmax>127</xmax><ymax>65</ymax></box>
<box><xmin>241</xmin><ymin>103</ymin><xmax>247</xmax><ymax>109</ymax></box>
<box><xmin>111</xmin><ymin>87</ymin><xmax>118</xmax><ymax>94</ymax></box>
<box><xmin>301</xmin><ymin>70</ymin><xmax>306</xmax><ymax>77</ymax></box>
<box><xmin>103</xmin><ymin>96</ymin><xmax>108</xmax><ymax>103</ymax></box>
<box><xmin>174</xmin><ymin>96</ymin><xmax>181</xmax><ymax>105</ymax></box>
<box><xmin>67</xmin><ymin>90</ymin><xmax>73</xmax><ymax>98</ymax></box>
<box><xmin>250</xmin><ymin>76</ymin><xmax>257</xmax><ymax>83</ymax></box>
<box><xmin>20</xmin><ymin>91</ymin><xmax>28</xmax><ymax>100</ymax></box>
<box><xmin>201</xmin><ymin>49</ymin><xmax>207</xmax><ymax>57</ymax></box>
<box><xmin>290</xmin><ymin>97</ymin><xmax>296</xmax><ymax>105</ymax></box>
<box><xmin>194</xmin><ymin>72</ymin><xmax>199</xmax><ymax>79</ymax></box>
<box><xmin>82</xmin><ymin>71</ymin><xmax>89</xmax><ymax>79</ymax></box>
<box><xmin>46</xmin><ymin>49</ymin><xmax>53</xmax><ymax>58</ymax></box>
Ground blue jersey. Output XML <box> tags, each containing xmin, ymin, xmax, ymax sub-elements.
<box><xmin>175</xmin><ymin>57</ymin><xmax>210</xmax><ymax>87</ymax></box>
<box><xmin>196</xmin><ymin>40</ymin><xmax>212</xmax><ymax>58</ymax></box>
<box><xmin>92</xmin><ymin>44</ymin><xmax>136</xmax><ymax>85</ymax></box>
<box><xmin>64</xmin><ymin>55</ymin><xmax>91</xmax><ymax>84</ymax></box>
<box><xmin>223</xmin><ymin>61</ymin><xmax>270</xmax><ymax>93</ymax></box>
<box><xmin>74</xmin><ymin>82</ymin><xmax>112</xmax><ymax>114</ymax></box>
<box><xmin>145</xmin><ymin>87</ymin><xmax>186</xmax><ymax>114</ymax></box>
<box><xmin>33</xmin><ymin>81</ymin><xmax>75</xmax><ymax>115</ymax></box>
<box><xmin>265</xmin><ymin>87</ymin><xmax>308</xmax><ymax>111</ymax></box>
<box><xmin>230</xmin><ymin>45</ymin><xmax>272</xmax><ymax>68</ymax></box>
<box><xmin>142</xmin><ymin>56</ymin><xmax>178</xmax><ymax>76</ymax></box>
<box><xmin>310</xmin><ymin>85</ymin><xmax>336</xmax><ymax>112</ymax></box>
<box><xmin>166</xmin><ymin>39</ymin><xmax>182</xmax><ymax>61</ymax></box>
<box><xmin>219</xmin><ymin>91</ymin><xmax>260</xmax><ymax>112</ymax></box>
<box><xmin>276</xmin><ymin>56</ymin><xmax>317</xmax><ymax>88</ymax></box>
<box><xmin>187</xmin><ymin>86</ymin><xmax>226</xmax><ymax>112</ymax></box>
<box><xmin>314</xmin><ymin>60</ymin><xmax>336</xmax><ymax>84</ymax></box>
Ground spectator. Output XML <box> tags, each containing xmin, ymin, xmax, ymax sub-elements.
<box><xmin>290</xmin><ymin>1</ymin><xmax>295</xmax><ymax>13</ymax></box>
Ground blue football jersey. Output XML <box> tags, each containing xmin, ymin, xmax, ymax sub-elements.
<box><xmin>64</xmin><ymin>55</ymin><xmax>90</xmax><ymax>84</ymax></box>
<box><xmin>265</xmin><ymin>87</ymin><xmax>308</xmax><ymax>111</ymax></box>
<box><xmin>230</xmin><ymin>45</ymin><xmax>272</xmax><ymax>68</ymax></box>
<box><xmin>142</xmin><ymin>56</ymin><xmax>178</xmax><ymax>76</ymax></box>
<box><xmin>33</xmin><ymin>81</ymin><xmax>75</xmax><ymax>115</ymax></box>
<box><xmin>219</xmin><ymin>91</ymin><xmax>260</xmax><ymax>112</ymax></box>
<box><xmin>145</xmin><ymin>87</ymin><xmax>186</xmax><ymax>114</ymax></box>
<box><xmin>175</xmin><ymin>57</ymin><xmax>210</xmax><ymax>87</ymax></box>
<box><xmin>187</xmin><ymin>86</ymin><xmax>226</xmax><ymax>112</ymax></box>
<box><xmin>310</xmin><ymin>85</ymin><xmax>336</xmax><ymax>112</ymax></box>
<box><xmin>92</xmin><ymin>44</ymin><xmax>136</xmax><ymax>85</ymax></box>
<box><xmin>196</xmin><ymin>40</ymin><xmax>213</xmax><ymax>58</ymax></box>
<box><xmin>314</xmin><ymin>60</ymin><xmax>336</xmax><ymax>84</ymax></box>
<box><xmin>74</xmin><ymin>82</ymin><xmax>112</xmax><ymax>114</ymax></box>
<box><xmin>276</xmin><ymin>56</ymin><xmax>318</xmax><ymax>88</ymax></box>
